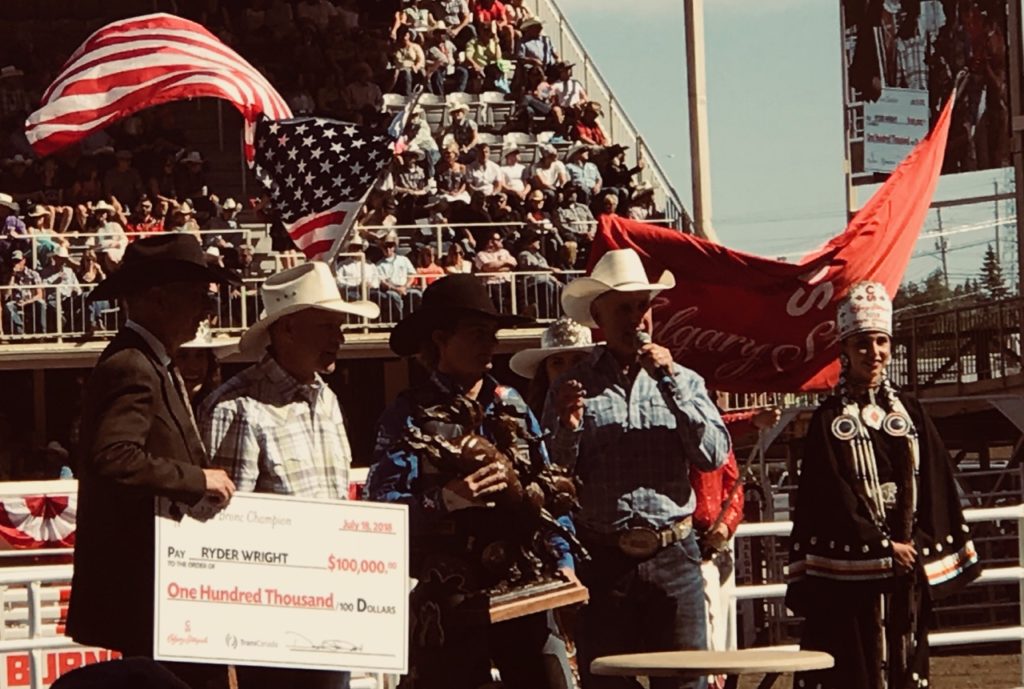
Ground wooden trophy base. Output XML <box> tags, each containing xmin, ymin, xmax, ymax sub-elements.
<box><xmin>488</xmin><ymin>577</ymin><xmax>589</xmax><ymax>623</ymax></box>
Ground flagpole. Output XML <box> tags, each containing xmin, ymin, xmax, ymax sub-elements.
<box><xmin>683</xmin><ymin>0</ymin><xmax>718</xmax><ymax>242</ymax></box>
<box><xmin>322</xmin><ymin>88</ymin><xmax>425</xmax><ymax>266</ymax></box>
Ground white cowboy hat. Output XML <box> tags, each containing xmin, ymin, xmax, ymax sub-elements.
<box><xmin>221</xmin><ymin>197</ymin><xmax>239</xmax><ymax>211</ymax></box>
<box><xmin>90</xmin><ymin>200</ymin><xmax>116</xmax><ymax>213</ymax></box>
<box><xmin>510</xmin><ymin>317</ymin><xmax>598</xmax><ymax>379</ymax></box>
<box><xmin>448</xmin><ymin>103</ymin><xmax>469</xmax><ymax>114</ymax></box>
<box><xmin>561</xmin><ymin>248</ymin><xmax>675</xmax><ymax>328</ymax></box>
<box><xmin>0</xmin><ymin>193</ymin><xmax>17</xmax><ymax>211</ymax></box>
<box><xmin>3</xmin><ymin>154</ymin><xmax>31</xmax><ymax>166</ymax></box>
<box><xmin>181</xmin><ymin>151</ymin><xmax>204</xmax><ymax>164</ymax></box>
<box><xmin>238</xmin><ymin>262</ymin><xmax>380</xmax><ymax>355</ymax></box>
<box><xmin>181</xmin><ymin>319</ymin><xmax>239</xmax><ymax>354</ymax></box>
<box><xmin>0</xmin><ymin>66</ymin><xmax>24</xmax><ymax>79</ymax></box>
<box><xmin>27</xmin><ymin>205</ymin><xmax>48</xmax><ymax>218</ymax></box>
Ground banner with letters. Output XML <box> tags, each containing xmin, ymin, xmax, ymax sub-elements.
<box><xmin>589</xmin><ymin>93</ymin><xmax>953</xmax><ymax>393</ymax></box>
<box><xmin>154</xmin><ymin>493</ymin><xmax>408</xmax><ymax>674</ymax></box>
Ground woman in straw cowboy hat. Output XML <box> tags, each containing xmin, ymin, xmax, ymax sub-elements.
<box><xmin>367</xmin><ymin>274</ymin><xmax>577</xmax><ymax>689</ymax></box>
<box><xmin>545</xmin><ymin>247</ymin><xmax>730</xmax><ymax>689</ymax></box>
<box><xmin>510</xmin><ymin>316</ymin><xmax>597</xmax><ymax>417</ymax></box>
<box><xmin>787</xmin><ymin>282</ymin><xmax>980</xmax><ymax>689</ymax></box>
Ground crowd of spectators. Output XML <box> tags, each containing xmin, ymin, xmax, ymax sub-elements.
<box><xmin>0</xmin><ymin>0</ymin><xmax>671</xmax><ymax>336</ymax></box>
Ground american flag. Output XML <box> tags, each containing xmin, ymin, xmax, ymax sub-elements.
<box><xmin>253</xmin><ymin>115</ymin><xmax>398</xmax><ymax>260</ymax></box>
<box><xmin>25</xmin><ymin>13</ymin><xmax>290</xmax><ymax>162</ymax></box>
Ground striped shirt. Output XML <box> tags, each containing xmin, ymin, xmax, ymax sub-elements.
<box><xmin>543</xmin><ymin>346</ymin><xmax>729</xmax><ymax>531</ymax></box>
<box><xmin>199</xmin><ymin>356</ymin><xmax>350</xmax><ymax>499</ymax></box>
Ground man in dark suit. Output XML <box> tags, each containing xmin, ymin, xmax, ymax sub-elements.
<box><xmin>67</xmin><ymin>235</ymin><xmax>239</xmax><ymax>689</ymax></box>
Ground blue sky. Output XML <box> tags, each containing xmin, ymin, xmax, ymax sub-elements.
<box><xmin>558</xmin><ymin>0</ymin><xmax>1013</xmax><ymax>289</ymax></box>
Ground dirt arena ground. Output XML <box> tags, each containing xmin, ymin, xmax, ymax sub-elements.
<box><xmin>733</xmin><ymin>653</ymin><xmax>1021</xmax><ymax>688</ymax></box>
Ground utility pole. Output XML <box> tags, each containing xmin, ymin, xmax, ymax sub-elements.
<box><xmin>1008</xmin><ymin>0</ymin><xmax>1024</xmax><ymax>295</ymax></box>
<box><xmin>683</xmin><ymin>0</ymin><xmax>719</xmax><ymax>242</ymax></box>
<box><xmin>994</xmin><ymin>180</ymin><xmax>1001</xmax><ymax>266</ymax></box>
<box><xmin>936</xmin><ymin>208</ymin><xmax>949</xmax><ymax>290</ymax></box>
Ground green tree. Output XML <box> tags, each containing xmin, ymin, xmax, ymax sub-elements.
<box><xmin>980</xmin><ymin>244</ymin><xmax>1009</xmax><ymax>300</ymax></box>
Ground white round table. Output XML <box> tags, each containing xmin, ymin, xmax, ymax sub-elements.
<box><xmin>591</xmin><ymin>649</ymin><xmax>834</xmax><ymax>689</ymax></box>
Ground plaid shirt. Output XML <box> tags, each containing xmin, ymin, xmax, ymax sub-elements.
<box><xmin>543</xmin><ymin>346</ymin><xmax>729</xmax><ymax>531</ymax></box>
<box><xmin>200</xmin><ymin>356</ymin><xmax>351</xmax><ymax>499</ymax></box>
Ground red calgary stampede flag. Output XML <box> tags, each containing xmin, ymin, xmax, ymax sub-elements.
<box><xmin>592</xmin><ymin>95</ymin><xmax>953</xmax><ymax>393</ymax></box>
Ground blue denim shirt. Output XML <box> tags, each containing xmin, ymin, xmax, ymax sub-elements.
<box><xmin>367</xmin><ymin>372</ymin><xmax>574</xmax><ymax>568</ymax></box>
<box><xmin>543</xmin><ymin>346</ymin><xmax>729</xmax><ymax>532</ymax></box>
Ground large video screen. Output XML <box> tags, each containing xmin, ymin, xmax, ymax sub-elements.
<box><xmin>843</xmin><ymin>0</ymin><xmax>1010</xmax><ymax>181</ymax></box>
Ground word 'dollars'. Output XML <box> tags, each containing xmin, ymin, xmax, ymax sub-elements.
<box><xmin>166</xmin><ymin>583</ymin><xmax>335</xmax><ymax>609</ymax></box>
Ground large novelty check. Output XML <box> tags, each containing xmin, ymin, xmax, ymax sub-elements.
<box><xmin>153</xmin><ymin>493</ymin><xmax>408</xmax><ymax>674</ymax></box>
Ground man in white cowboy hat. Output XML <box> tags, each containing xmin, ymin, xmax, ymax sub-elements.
<box><xmin>564</xmin><ymin>143</ymin><xmax>601</xmax><ymax>203</ymax></box>
<box><xmin>2</xmin><ymin>249</ymin><xmax>44</xmax><ymax>335</ymax></box>
<box><xmin>205</xmin><ymin>197</ymin><xmax>244</xmax><ymax>248</ymax></box>
<box><xmin>199</xmin><ymin>261</ymin><xmax>379</xmax><ymax>689</ymax></box>
<box><xmin>516</xmin><ymin>17</ymin><xmax>558</xmax><ymax>68</ymax></box>
<box><xmin>442</xmin><ymin>102</ymin><xmax>479</xmax><ymax>155</ymax></box>
<box><xmin>544</xmin><ymin>247</ymin><xmax>730</xmax><ymax>689</ymax></box>
<box><xmin>90</xmin><ymin>200</ymin><xmax>129</xmax><ymax>264</ymax></box>
<box><xmin>42</xmin><ymin>245</ymin><xmax>81</xmax><ymax>331</ymax></box>
<box><xmin>499</xmin><ymin>143</ymin><xmax>531</xmax><ymax>205</ymax></box>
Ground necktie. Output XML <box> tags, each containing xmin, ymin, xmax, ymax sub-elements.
<box><xmin>167</xmin><ymin>362</ymin><xmax>201</xmax><ymax>437</ymax></box>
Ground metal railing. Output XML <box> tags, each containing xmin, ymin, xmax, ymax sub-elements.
<box><xmin>728</xmin><ymin>505</ymin><xmax>1024</xmax><ymax>685</ymax></box>
<box><xmin>17</xmin><ymin>229</ymin><xmax>255</xmax><ymax>269</ymax></box>
<box><xmin>891</xmin><ymin>297</ymin><xmax>1024</xmax><ymax>392</ymax></box>
<box><xmin>0</xmin><ymin>266</ymin><xmax>582</xmax><ymax>345</ymax></box>
<box><xmin>528</xmin><ymin>0</ymin><xmax>689</xmax><ymax>228</ymax></box>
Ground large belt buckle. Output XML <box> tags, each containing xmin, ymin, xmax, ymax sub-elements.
<box><xmin>617</xmin><ymin>527</ymin><xmax>660</xmax><ymax>558</ymax></box>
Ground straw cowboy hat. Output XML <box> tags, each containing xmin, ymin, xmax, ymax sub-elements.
<box><xmin>181</xmin><ymin>319</ymin><xmax>239</xmax><ymax>355</ymax></box>
<box><xmin>561</xmin><ymin>248</ymin><xmax>675</xmax><ymax>328</ymax></box>
<box><xmin>510</xmin><ymin>317</ymin><xmax>598</xmax><ymax>379</ymax></box>
<box><xmin>88</xmin><ymin>234</ymin><xmax>240</xmax><ymax>302</ymax></box>
<box><xmin>0</xmin><ymin>193</ymin><xmax>17</xmax><ymax>212</ymax></box>
<box><xmin>90</xmin><ymin>200</ymin><xmax>117</xmax><ymax>214</ymax></box>
<box><xmin>390</xmin><ymin>274</ymin><xmax>531</xmax><ymax>357</ymax></box>
<box><xmin>238</xmin><ymin>262</ymin><xmax>379</xmax><ymax>355</ymax></box>
<box><xmin>448</xmin><ymin>103</ymin><xmax>470</xmax><ymax>115</ymax></box>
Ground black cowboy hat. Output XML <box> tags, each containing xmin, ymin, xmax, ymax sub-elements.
<box><xmin>88</xmin><ymin>234</ymin><xmax>240</xmax><ymax>302</ymax></box>
<box><xmin>389</xmin><ymin>274</ymin><xmax>533</xmax><ymax>356</ymax></box>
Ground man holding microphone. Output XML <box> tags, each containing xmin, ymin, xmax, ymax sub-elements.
<box><xmin>544</xmin><ymin>248</ymin><xmax>730</xmax><ymax>689</ymax></box>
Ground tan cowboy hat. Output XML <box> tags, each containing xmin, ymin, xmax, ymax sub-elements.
<box><xmin>509</xmin><ymin>317</ymin><xmax>598</xmax><ymax>379</ymax></box>
<box><xmin>561</xmin><ymin>248</ymin><xmax>675</xmax><ymax>328</ymax></box>
<box><xmin>238</xmin><ymin>262</ymin><xmax>380</xmax><ymax>355</ymax></box>
<box><xmin>90</xmin><ymin>200</ymin><xmax>116</xmax><ymax>213</ymax></box>
<box><xmin>565</xmin><ymin>143</ymin><xmax>591</xmax><ymax>161</ymax></box>
<box><xmin>181</xmin><ymin>319</ymin><xmax>239</xmax><ymax>355</ymax></box>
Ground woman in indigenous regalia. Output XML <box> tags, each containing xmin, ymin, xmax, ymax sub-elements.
<box><xmin>786</xmin><ymin>281</ymin><xmax>981</xmax><ymax>689</ymax></box>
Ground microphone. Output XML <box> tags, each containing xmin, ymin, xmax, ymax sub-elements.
<box><xmin>635</xmin><ymin>330</ymin><xmax>675</xmax><ymax>384</ymax></box>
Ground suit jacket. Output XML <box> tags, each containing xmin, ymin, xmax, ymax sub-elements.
<box><xmin>67</xmin><ymin>327</ymin><xmax>207</xmax><ymax>655</ymax></box>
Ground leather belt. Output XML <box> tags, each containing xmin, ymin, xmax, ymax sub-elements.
<box><xmin>582</xmin><ymin>517</ymin><xmax>693</xmax><ymax>559</ymax></box>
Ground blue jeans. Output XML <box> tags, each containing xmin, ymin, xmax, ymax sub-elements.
<box><xmin>4</xmin><ymin>300</ymin><xmax>46</xmax><ymax>335</ymax></box>
<box><xmin>429</xmin><ymin>67</ymin><xmax>470</xmax><ymax>96</ymax></box>
<box><xmin>575</xmin><ymin>533</ymin><xmax>708</xmax><ymax>689</ymax></box>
